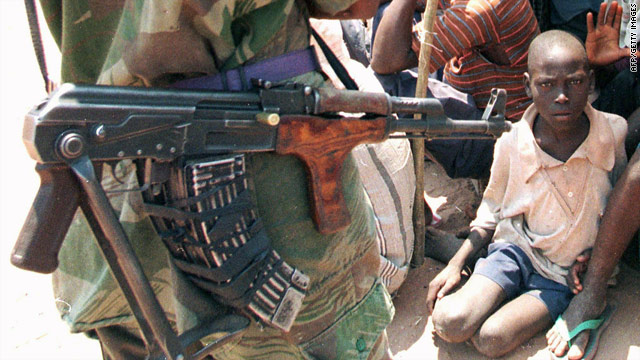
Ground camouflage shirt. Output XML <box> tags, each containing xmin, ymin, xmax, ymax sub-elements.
<box><xmin>42</xmin><ymin>1</ymin><xmax>394</xmax><ymax>359</ymax></box>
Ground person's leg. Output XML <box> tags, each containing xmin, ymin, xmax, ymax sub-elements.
<box><xmin>547</xmin><ymin>147</ymin><xmax>640</xmax><ymax>359</ymax></box>
<box><xmin>424</xmin><ymin>138</ymin><xmax>495</xmax><ymax>179</ymax></box>
<box><xmin>423</xmin><ymin>80</ymin><xmax>494</xmax><ymax>180</ymax></box>
<box><xmin>431</xmin><ymin>273</ymin><xmax>506</xmax><ymax>343</ymax></box>
<box><xmin>472</xmin><ymin>241</ymin><xmax>573</xmax><ymax>358</ymax></box>
<box><xmin>431</xmin><ymin>242</ymin><xmax>530</xmax><ymax>343</ymax></box>
<box><xmin>472</xmin><ymin>293</ymin><xmax>552</xmax><ymax>358</ymax></box>
<box><xmin>424</xmin><ymin>227</ymin><xmax>487</xmax><ymax>269</ymax></box>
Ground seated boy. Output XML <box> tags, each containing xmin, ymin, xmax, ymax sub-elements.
<box><xmin>425</xmin><ymin>30</ymin><xmax>628</xmax><ymax>358</ymax></box>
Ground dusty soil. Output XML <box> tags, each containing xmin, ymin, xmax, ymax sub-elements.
<box><xmin>1</xmin><ymin>2</ymin><xmax>638</xmax><ymax>359</ymax></box>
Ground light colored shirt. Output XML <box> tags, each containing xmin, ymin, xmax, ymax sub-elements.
<box><xmin>472</xmin><ymin>103</ymin><xmax>628</xmax><ymax>285</ymax></box>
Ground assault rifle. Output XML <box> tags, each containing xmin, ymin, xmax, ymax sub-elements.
<box><xmin>11</xmin><ymin>82</ymin><xmax>509</xmax><ymax>359</ymax></box>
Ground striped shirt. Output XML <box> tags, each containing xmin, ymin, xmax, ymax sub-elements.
<box><xmin>412</xmin><ymin>0</ymin><xmax>539</xmax><ymax>120</ymax></box>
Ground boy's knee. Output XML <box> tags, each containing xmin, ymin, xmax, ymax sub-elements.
<box><xmin>431</xmin><ymin>299</ymin><xmax>476</xmax><ymax>343</ymax></box>
<box><xmin>471</xmin><ymin>320</ymin><xmax>511</xmax><ymax>358</ymax></box>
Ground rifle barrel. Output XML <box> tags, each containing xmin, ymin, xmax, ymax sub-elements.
<box><xmin>392</xmin><ymin>117</ymin><xmax>511</xmax><ymax>138</ymax></box>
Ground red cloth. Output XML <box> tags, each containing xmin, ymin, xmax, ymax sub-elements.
<box><xmin>412</xmin><ymin>0</ymin><xmax>539</xmax><ymax>120</ymax></box>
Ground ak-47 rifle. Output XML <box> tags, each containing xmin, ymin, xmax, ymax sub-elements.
<box><xmin>11</xmin><ymin>82</ymin><xmax>509</xmax><ymax>360</ymax></box>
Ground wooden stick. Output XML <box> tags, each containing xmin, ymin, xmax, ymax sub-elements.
<box><xmin>411</xmin><ymin>0</ymin><xmax>439</xmax><ymax>267</ymax></box>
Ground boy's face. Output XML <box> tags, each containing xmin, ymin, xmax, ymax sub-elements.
<box><xmin>524</xmin><ymin>45</ymin><xmax>594</xmax><ymax>129</ymax></box>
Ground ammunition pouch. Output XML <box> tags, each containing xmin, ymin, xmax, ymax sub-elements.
<box><xmin>142</xmin><ymin>154</ymin><xmax>309</xmax><ymax>332</ymax></box>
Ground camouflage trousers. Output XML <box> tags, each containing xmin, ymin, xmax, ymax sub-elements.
<box><xmin>96</xmin><ymin>328</ymin><xmax>392</xmax><ymax>360</ymax></box>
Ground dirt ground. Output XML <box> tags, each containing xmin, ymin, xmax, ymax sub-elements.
<box><xmin>1</xmin><ymin>1</ymin><xmax>638</xmax><ymax>359</ymax></box>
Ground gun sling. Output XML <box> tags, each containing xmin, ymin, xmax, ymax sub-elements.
<box><xmin>172</xmin><ymin>47</ymin><xmax>320</xmax><ymax>91</ymax></box>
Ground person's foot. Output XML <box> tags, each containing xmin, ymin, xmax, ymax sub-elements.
<box><xmin>424</xmin><ymin>227</ymin><xmax>486</xmax><ymax>268</ymax></box>
<box><xmin>546</xmin><ymin>286</ymin><xmax>607</xmax><ymax>359</ymax></box>
<box><xmin>424</xmin><ymin>227</ymin><xmax>464</xmax><ymax>264</ymax></box>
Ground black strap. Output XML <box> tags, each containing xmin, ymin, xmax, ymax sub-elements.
<box><xmin>24</xmin><ymin>0</ymin><xmax>55</xmax><ymax>94</ymax></box>
<box><xmin>311</xmin><ymin>27</ymin><xmax>359</xmax><ymax>91</ymax></box>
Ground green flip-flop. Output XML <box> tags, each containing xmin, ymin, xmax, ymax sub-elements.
<box><xmin>549</xmin><ymin>303</ymin><xmax>616</xmax><ymax>360</ymax></box>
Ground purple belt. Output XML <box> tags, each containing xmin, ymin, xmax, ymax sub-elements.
<box><xmin>172</xmin><ymin>47</ymin><xmax>320</xmax><ymax>91</ymax></box>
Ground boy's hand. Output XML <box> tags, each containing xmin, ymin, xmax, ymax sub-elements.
<box><xmin>586</xmin><ymin>1</ymin><xmax>631</xmax><ymax>67</ymax></box>
<box><xmin>426</xmin><ymin>263</ymin><xmax>462</xmax><ymax>313</ymax></box>
<box><xmin>565</xmin><ymin>249</ymin><xmax>592</xmax><ymax>294</ymax></box>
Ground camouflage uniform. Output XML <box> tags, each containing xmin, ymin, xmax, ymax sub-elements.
<box><xmin>41</xmin><ymin>1</ymin><xmax>394</xmax><ymax>359</ymax></box>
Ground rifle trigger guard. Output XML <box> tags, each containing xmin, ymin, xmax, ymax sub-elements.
<box><xmin>105</xmin><ymin>158</ymin><xmax>152</xmax><ymax>194</ymax></box>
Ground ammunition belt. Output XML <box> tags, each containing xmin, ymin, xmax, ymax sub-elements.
<box><xmin>143</xmin><ymin>154</ymin><xmax>309</xmax><ymax>332</ymax></box>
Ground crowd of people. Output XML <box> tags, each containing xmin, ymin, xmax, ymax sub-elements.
<box><xmin>25</xmin><ymin>0</ymin><xmax>640</xmax><ymax>359</ymax></box>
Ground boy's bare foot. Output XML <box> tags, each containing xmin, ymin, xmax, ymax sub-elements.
<box><xmin>424</xmin><ymin>227</ymin><xmax>487</xmax><ymax>267</ymax></box>
<box><xmin>546</xmin><ymin>285</ymin><xmax>607</xmax><ymax>359</ymax></box>
<box><xmin>424</xmin><ymin>227</ymin><xmax>464</xmax><ymax>264</ymax></box>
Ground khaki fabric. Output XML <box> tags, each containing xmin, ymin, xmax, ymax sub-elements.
<box><xmin>353</xmin><ymin>140</ymin><xmax>415</xmax><ymax>294</ymax></box>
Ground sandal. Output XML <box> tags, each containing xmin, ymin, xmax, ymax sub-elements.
<box><xmin>549</xmin><ymin>303</ymin><xmax>616</xmax><ymax>360</ymax></box>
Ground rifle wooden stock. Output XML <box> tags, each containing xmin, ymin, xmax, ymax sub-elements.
<box><xmin>276</xmin><ymin>115</ymin><xmax>388</xmax><ymax>234</ymax></box>
<box><xmin>11</xmin><ymin>163</ymin><xmax>80</xmax><ymax>273</ymax></box>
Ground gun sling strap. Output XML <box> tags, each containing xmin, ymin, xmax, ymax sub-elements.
<box><xmin>24</xmin><ymin>0</ymin><xmax>55</xmax><ymax>94</ymax></box>
<box><xmin>171</xmin><ymin>30</ymin><xmax>358</xmax><ymax>92</ymax></box>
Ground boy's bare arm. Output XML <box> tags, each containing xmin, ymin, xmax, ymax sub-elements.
<box><xmin>426</xmin><ymin>226</ymin><xmax>494</xmax><ymax>313</ymax></box>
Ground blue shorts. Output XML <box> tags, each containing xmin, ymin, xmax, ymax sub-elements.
<box><xmin>473</xmin><ymin>242</ymin><xmax>573</xmax><ymax>321</ymax></box>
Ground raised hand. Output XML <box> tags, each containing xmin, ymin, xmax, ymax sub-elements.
<box><xmin>586</xmin><ymin>1</ymin><xmax>632</xmax><ymax>67</ymax></box>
